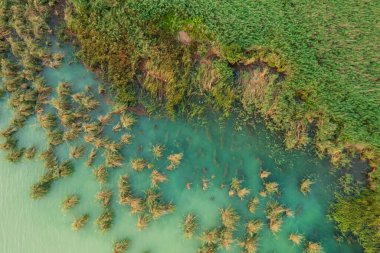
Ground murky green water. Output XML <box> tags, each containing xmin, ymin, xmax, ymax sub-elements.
<box><xmin>0</xmin><ymin>44</ymin><xmax>362</xmax><ymax>253</ymax></box>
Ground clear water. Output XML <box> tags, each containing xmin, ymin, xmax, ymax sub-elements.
<box><xmin>0</xmin><ymin>44</ymin><xmax>362</xmax><ymax>253</ymax></box>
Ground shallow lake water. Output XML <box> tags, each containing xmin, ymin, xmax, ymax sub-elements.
<box><xmin>0</xmin><ymin>44</ymin><xmax>362</xmax><ymax>253</ymax></box>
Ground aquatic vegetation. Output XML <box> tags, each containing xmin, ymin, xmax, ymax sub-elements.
<box><xmin>98</xmin><ymin>113</ymin><xmax>112</xmax><ymax>125</ymax></box>
<box><xmin>266</xmin><ymin>201</ymin><xmax>287</xmax><ymax>234</ymax></box>
<box><xmin>104</xmin><ymin>144</ymin><xmax>123</xmax><ymax>168</ymax></box>
<box><xmin>200</xmin><ymin>229</ymin><xmax>219</xmax><ymax>246</ymax></box>
<box><xmin>120</xmin><ymin>133</ymin><xmax>132</xmax><ymax>144</ymax></box>
<box><xmin>69</xmin><ymin>145</ymin><xmax>85</xmax><ymax>159</ymax></box>
<box><xmin>151</xmin><ymin>144</ymin><xmax>164</xmax><ymax>160</ymax></box>
<box><xmin>96</xmin><ymin>189</ymin><xmax>112</xmax><ymax>207</ymax></box>
<box><xmin>182</xmin><ymin>213</ymin><xmax>197</xmax><ymax>239</ymax></box>
<box><xmin>6</xmin><ymin>148</ymin><xmax>24</xmax><ymax>162</ymax></box>
<box><xmin>237</xmin><ymin>236</ymin><xmax>257</xmax><ymax>253</ymax></box>
<box><xmin>112</xmin><ymin>239</ymin><xmax>129</xmax><ymax>253</ymax></box>
<box><xmin>127</xmin><ymin>197</ymin><xmax>145</xmax><ymax>215</ymax></box>
<box><xmin>136</xmin><ymin>214</ymin><xmax>151</xmax><ymax>231</ymax></box>
<box><xmin>150</xmin><ymin>170</ymin><xmax>167</xmax><ymax>187</ymax></box>
<box><xmin>1</xmin><ymin>126</ymin><xmax>17</xmax><ymax>138</ymax></box>
<box><xmin>245</xmin><ymin>220</ymin><xmax>263</xmax><ymax>236</ymax></box>
<box><xmin>259</xmin><ymin>170</ymin><xmax>271</xmax><ymax>179</ymax></box>
<box><xmin>47</xmin><ymin>128</ymin><xmax>63</xmax><ymax>146</ymax></box>
<box><xmin>96</xmin><ymin>208</ymin><xmax>113</xmax><ymax>232</ymax></box>
<box><xmin>71</xmin><ymin>214</ymin><xmax>89</xmax><ymax>231</ymax></box>
<box><xmin>118</xmin><ymin>174</ymin><xmax>131</xmax><ymax>205</ymax></box>
<box><xmin>237</xmin><ymin>187</ymin><xmax>250</xmax><ymax>200</ymax></box>
<box><xmin>112</xmin><ymin>122</ymin><xmax>122</xmax><ymax>132</ymax></box>
<box><xmin>1</xmin><ymin>136</ymin><xmax>17</xmax><ymax>151</ymax></box>
<box><xmin>120</xmin><ymin>113</ymin><xmax>135</xmax><ymax>129</ymax></box>
<box><xmin>228</xmin><ymin>177</ymin><xmax>249</xmax><ymax>199</ymax></box>
<box><xmin>300</xmin><ymin>178</ymin><xmax>314</xmax><ymax>195</ymax></box>
<box><xmin>63</xmin><ymin>127</ymin><xmax>80</xmax><ymax>141</ymax></box>
<box><xmin>247</xmin><ymin>197</ymin><xmax>259</xmax><ymax>213</ymax></box>
<box><xmin>305</xmin><ymin>241</ymin><xmax>323</xmax><ymax>253</ymax></box>
<box><xmin>24</xmin><ymin>146</ymin><xmax>36</xmax><ymax>159</ymax></box>
<box><xmin>86</xmin><ymin>148</ymin><xmax>97</xmax><ymax>166</ymax></box>
<box><xmin>61</xmin><ymin>195</ymin><xmax>79</xmax><ymax>212</ymax></box>
<box><xmin>264</xmin><ymin>182</ymin><xmax>279</xmax><ymax>194</ymax></box>
<box><xmin>166</xmin><ymin>153</ymin><xmax>183</xmax><ymax>170</ymax></box>
<box><xmin>93</xmin><ymin>165</ymin><xmax>108</xmax><ymax>184</ymax></box>
<box><xmin>219</xmin><ymin>207</ymin><xmax>240</xmax><ymax>230</ymax></box>
<box><xmin>202</xmin><ymin>177</ymin><xmax>208</xmax><ymax>191</ymax></box>
<box><xmin>55</xmin><ymin>160</ymin><xmax>74</xmax><ymax>178</ymax></box>
<box><xmin>39</xmin><ymin>147</ymin><xmax>58</xmax><ymax>168</ymax></box>
<box><xmin>130</xmin><ymin>158</ymin><xmax>147</xmax><ymax>172</ymax></box>
<box><xmin>288</xmin><ymin>233</ymin><xmax>304</xmax><ymax>246</ymax></box>
<box><xmin>218</xmin><ymin>227</ymin><xmax>234</xmax><ymax>249</ymax></box>
<box><xmin>30</xmin><ymin>181</ymin><xmax>51</xmax><ymax>199</ymax></box>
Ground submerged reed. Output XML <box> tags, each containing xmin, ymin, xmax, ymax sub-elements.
<box><xmin>219</xmin><ymin>207</ymin><xmax>240</xmax><ymax>230</ymax></box>
<box><xmin>96</xmin><ymin>188</ymin><xmax>112</xmax><ymax>207</ymax></box>
<box><xmin>182</xmin><ymin>213</ymin><xmax>197</xmax><ymax>239</ymax></box>
<box><xmin>112</xmin><ymin>238</ymin><xmax>129</xmax><ymax>253</ymax></box>
<box><xmin>96</xmin><ymin>208</ymin><xmax>113</xmax><ymax>232</ymax></box>
<box><xmin>288</xmin><ymin>233</ymin><xmax>303</xmax><ymax>246</ymax></box>
<box><xmin>166</xmin><ymin>153</ymin><xmax>183</xmax><ymax>170</ymax></box>
<box><xmin>150</xmin><ymin>170</ymin><xmax>167</xmax><ymax>187</ymax></box>
<box><xmin>71</xmin><ymin>214</ymin><xmax>89</xmax><ymax>231</ymax></box>
<box><xmin>61</xmin><ymin>194</ymin><xmax>79</xmax><ymax>212</ymax></box>
<box><xmin>93</xmin><ymin>165</ymin><xmax>108</xmax><ymax>184</ymax></box>
<box><xmin>300</xmin><ymin>178</ymin><xmax>314</xmax><ymax>195</ymax></box>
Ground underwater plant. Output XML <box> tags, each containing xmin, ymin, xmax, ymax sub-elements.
<box><xmin>30</xmin><ymin>180</ymin><xmax>51</xmax><ymax>199</ymax></box>
<box><xmin>96</xmin><ymin>188</ymin><xmax>112</xmax><ymax>207</ymax></box>
<box><xmin>118</xmin><ymin>174</ymin><xmax>131</xmax><ymax>205</ymax></box>
<box><xmin>69</xmin><ymin>144</ymin><xmax>85</xmax><ymax>159</ymax></box>
<box><xmin>220</xmin><ymin>207</ymin><xmax>240</xmax><ymax>230</ymax></box>
<box><xmin>93</xmin><ymin>165</ymin><xmax>108</xmax><ymax>184</ymax></box>
<box><xmin>266</xmin><ymin>201</ymin><xmax>287</xmax><ymax>234</ymax></box>
<box><xmin>245</xmin><ymin>220</ymin><xmax>263</xmax><ymax>236</ymax></box>
<box><xmin>24</xmin><ymin>146</ymin><xmax>36</xmax><ymax>159</ymax></box>
<box><xmin>120</xmin><ymin>113</ymin><xmax>135</xmax><ymax>129</ymax></box>
<box><xmin>130</xmin><ymin>158</ymin><xmax>147</xmax><ymax>172</ymax></box>
<box><xmin>96</xmin><ymin>208</ymin><xmax>113</xmax><ymax>232</ymax></box>
<box><xmin>61</xmin><ymin>194</ymin><xmax>79</xmax><ymax>212</ymax></box>
<box><xmin>47</xmin><ymin>128</ymin><xmax>63</xmax><ymax>146</ymax></box>
<box><xmin>166</xmin><ymin>153</ymin><xmax>183</xmax><ymax>170</ymax></box>
<box><xmin>150</xmin><ymin>170</ymin><xmax>167</xmax><ymax>187</ymax></box>
<box><xmin>305</xmin><ymin>241</ymin><xmax>323</xmax><ymax>253</ymax></box>
<box><xmin>86</xmin><ymin>148</ymin><xmax>97</xmax><ymax>166</ymax></box>
<box><xmin>300</xmin><ymin>178</ymin><xmax>314</xmax><ymax>195</ymax></box>
<box><xmin>202</xmin><ymin>177</ymin><xmax>209</xmax><ymax>191</ymax></box>
<box><xmin>120</xmin><ymin>133</ymin><xmax>132</xmax><ymax>144</ymax></box>
<box><xmin>264</xmin><ymin>182</ymin><xmax>279</xmax><ymax>194</ymax></box>
<box><xmin>55</xmin><ymin>160</ymin><xmax>74</xmax><ymax>178</ymax></box>
<box><xmin>288</xmin><ymin>233</ymin><xmax>304</xmax><ymax>246</ymax></box>
<box><xmin>237</xmin><ymin>235</ymin><xmax>257</xmax><ymax>253</ymax></box>
<box><xmin>237</xmin><ymin>187</ymin><xmax>250</xmax><ymax>200</ymax></box>
<box><xmin>104</xmin><ymin>146</ymin><xmax>123</xmax><ymax>168</ymax></box>
<box><xmin>247</xmin><ymin>197</ymin><xmax>259</xmax><ymax>213</ymax></box>
<box><xmin>200</xmin><ymin>229</ymin><xmax>219</xmax><ymax>246</ymax></box>
<box><xmin>6</xmin><ymin>148</ymin><xmax>24</xmax><ymax>162</ymax></box>
<box><xmin>259</xmin><ymin>170</ymin><xmax>271</xmax><ymax>179</ymax></box>
<box><xmin>182</xmin><ymin>213</ymin><xmax>197</xmax><ymax>239</ymax></box>
<box><xmin>218</xmin><ymin>226</ymin><xmax>234</xmax><ymax>249</ymax></box>
<box><xmin>71</xmin><ymin>214</ymin><xmax>89</xmax><ymax>231</ymax></box>
<box><xmin>136</xmin><ymin>214</ymin><xmax>151</xmax><ymax>231</ymax></box>
<box><xmin>151</xmin><ymin>144</ymin><xmax>164</xmax><ymax>160</ymax></box>
<box><xmin>112</xmin><ymin>238</ymin><xmax>129</xmax><ymax>253</ymax></box>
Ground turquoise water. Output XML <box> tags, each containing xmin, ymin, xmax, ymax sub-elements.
<box><xmin>0</xmin><ymin>44</ymin><xmax>362</xmax><ymax>253</ymax></box>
